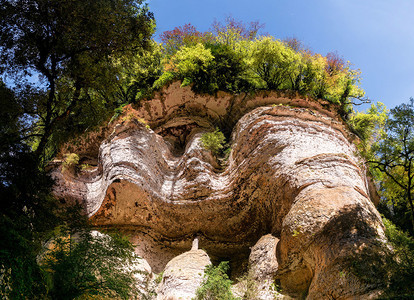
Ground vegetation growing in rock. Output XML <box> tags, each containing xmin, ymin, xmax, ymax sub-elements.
<box><xmin>201</xmin><ymin>128</ymin><xmax>226</xmax><ymax>156</ymax></box>
<box><xmin>61</xmin><ymin>153</ymin><xmax>80</xmax><ymax>174</ymax></box>
<box><xmin>236</xmin><ymin>270</ymin><xmax>260</xmax><ymax>299</ymax></box>
<box><xmin>195</xmin><ymin>261</ymin><xmax>237</xmax><ymax>300</ymax></box>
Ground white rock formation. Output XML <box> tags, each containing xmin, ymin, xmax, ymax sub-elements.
<box><xmin>156</xmin><ymin>249</ymin><xmax>211</xmax><ymax>300</ymax></box>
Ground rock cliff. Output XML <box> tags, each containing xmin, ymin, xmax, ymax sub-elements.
<box><xmin>53</xmin><ymin>82</ymin><xmax>388</xmax><ymax>299</ymax></box>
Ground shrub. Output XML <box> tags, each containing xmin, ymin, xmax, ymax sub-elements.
<box><xmin>152</xmin><ymin>71</ymin><xmax>175</xmax><ymax>90</ymax></box>
<box><xmin>247</xmin><ymin>36</ymin><xmax>302</xmax><ymax>90</ymax></box>
<box><xmin>201</xmin><ymin>129</ymin><xmax>226</xmax><ymax>155</ymax></box>
<box><xmin>169</xmin><ymin>43</ymin><xmax>214</xmax><ymax>87</ymax></box>
<box><xmin>61</xmin><ymin>153</ymin><xmax>80</xmax><ymax>174</ymax></box>
<box><xmin>190</xmin><ymin>43</ymin><xmax>251</xmax><ymax>94</ymax></box>
<box><xmin>195</xmin><ymin>261</ymin><xmax>237</xmax><ymax>300</ymax></box>
<box><xmin>381</xmin><ymin>218</ymin><xmax>414</xmax><ymax>297</ymax></box>
<box><xmin>348</xmin><ymin>102</ymin><xmax>387</xmax><ymax>160</ymax></box>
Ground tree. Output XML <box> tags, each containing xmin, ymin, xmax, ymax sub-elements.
<box><xmin>349</xmin><ymin>102</ymin><xmax>388</xmax><ymax>160</ymax></box>
<box><xmin>116</xmin><ymin>41</ymin><xmax>164</xmax><ymax>104</ymax></box>
<box><xmin>43</xmin><ymin>226</ymin><xmax>139</xmax><ymax>300</ymax></box>
<box><xmin>247</xmin><ymin>36</ymin><xmax>302</xmax><ymax>90</ymax></box>
<box><xmin>0</xmin><ymin>0</ymin><xmax>154</xmax><ymax>162</ymax></box>
<box><xmin>0</xmin><ymin>81</ymin><xmax>59</xmax><ymax>299</ymax></box>
<box><xmin>160</xmin><ymin>23</ymin><xmax>213</xmax><ymax>56</ymax></box>
<box><xmin>211</xmin><ymin>16</ymin><xmax>264</xmax><ymax>46</ymax></box>
<box><xmin>370</xmin><ymin>99</ymin><xmax>414</xmax><ymax>232</ymax></box>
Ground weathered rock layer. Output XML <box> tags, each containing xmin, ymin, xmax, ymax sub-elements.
<box><xmin>54</xmin><ymin>84</ymin><xmax>387</xmax><ymax>299</ymax></box>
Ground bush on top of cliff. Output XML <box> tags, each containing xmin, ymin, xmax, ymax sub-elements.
<box><xmin>119</xmin><ymin>18</ymin><xmax>366</xmax><ymax>118</ymax></box>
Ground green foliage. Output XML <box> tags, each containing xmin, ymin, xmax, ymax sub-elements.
<box><xmin>0</xmin><ymin>81</ymin><xmax>138</xmax><ymax>298</ymax></box>
<box><xmin>0</xmin><ymin>84</ymin><xmax>59</xmax><ymax>298</ymax></box>
<box><xmin>370</xmin><ymin>100</ymin><xmax>414</xmax><ymax>232</ymax></box>
<box><xmin>0</xmin><ymin>81</ymin><xmax>22</xmax><ymax>151</ymax></box>
<box><xmin>246</xmin><ymin>36</ymin><xmax>302</xmax><ymax>90</ymax></box>
<box><xmin>349</xmin><ymin>102</ymin><xmax>388</xmax><ymax>160</ymax></box>
<box><xmin>43</xmin><ymin>228</ymin><xmax>137</xmax><ymax>300</ymax></box>
<box><xmin>191</xmin><ymin>43</ymin><xmax>251</xmax><ymax>94</ymax></box>
<box><xmin>0</xmin><ymin>0</ymin><xmax>155</xmax><ymax>162</ymax></box>
<box><xmin>195</xmin><ymin>261</ymin><xmax>237</xmax><ymax>300</ymax></box>
<box><xmin>201</xmin><ymin>129</ymin><xmax>226</xmax><ymax>155</ymax></box>
<box><xmin>152</xmin><ymin>71</ymin><xmax>176</xmax><ymax>90</ymax></box>
<box><xmin>381</xmin><ymin>218</ymin><xmax>414</xmax><ymax>297</ymax></box>
<box><xmin>0</xmin><ymin>214</ymin><xmax>50</xmax><ymax>299</ymax></box>
<box><xmin>61</xmin><ymin>153</ymin><xmax>80</xmax><ymax>174</ymax></box>
<box><xmin>155</xmin><ymin>271</ymin><xmax>164</xmax><ymax>284</ymax></box>
<box><xmin>172</xmin><ymin>43</ymin><xmax>214</xmax><ymax>75</ymax></box>
<box><xmin>211</xmin><ymin>17</ymin><xmax>264</xmax><ymax>45</ymax></box>
<box><xmin>132</xmin><ymin>18</ymin><xmax>367</xmax><ymax>121</ymax></box>
<box><xmin>116</xmin><ymin>41</ymin><xmax>164</xmax><ymax>103</ymax></box>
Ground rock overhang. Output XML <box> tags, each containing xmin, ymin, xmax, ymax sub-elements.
<box><xmin>52</xmin><ymin>83</ymin><xmax>387</xmax><ymax>297</ymax></box>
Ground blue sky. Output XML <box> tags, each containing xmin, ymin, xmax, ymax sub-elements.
<box><xmin>148</xmin><ymin>0</ymin><xmax>414</xmax><ymax>111</ymax></box>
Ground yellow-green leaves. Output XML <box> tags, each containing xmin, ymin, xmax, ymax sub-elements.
<box><xmin>248</xmin><ymin>37</ymin><xmax>303</xmax><ymax>90</ymax></box>
<box><xmin>349</xmin><ymin>102</ymin><xmax>388</xmax><ymax>160</ymax></box>
<box><xmin>61</xmin><ymin>153</ymin><xmax>80</xmax><ymax>174</ymax></box>
<box><xmin>201</xmin><ymin>128</ymin><xmax>226</xmax><ymax>156</ymax></box>
<box><xmin>123</xmin><ymin>22</ymin><xmax>367</xmax><ymax>118</ymax></box>
<box><xmin>153</xmin><ymin>71</ymin><xmax>175</xmax><ymax>90</ymax></box>
<box><xmin>171</xmin><ymin>43</ymin><xmax>214</xmax><ymax>75</ymax></box>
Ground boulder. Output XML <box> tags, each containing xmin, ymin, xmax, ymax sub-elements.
<box><xmin>156</xmin><ymin>249</ymin><xmax>211</xmax><ymax>300</ymax></box>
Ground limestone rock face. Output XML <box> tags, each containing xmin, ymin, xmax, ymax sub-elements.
<box><xmin>249</xmin><ymin>234</ymin><xmax>280</xmax><ymax>299</ymax></box>
<box><xmin>53</xmin><ymin>84</ymin><xmax>388</xmax><ymax>299</ymax></box>
<box><xmin>156</xmin><ymin>249</ymin><xmax>211</xmax><ymax>300</ymax></box>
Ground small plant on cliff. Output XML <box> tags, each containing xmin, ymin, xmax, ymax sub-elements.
<box><xmin>195</xmin><ymin>261</ymin><xmax>237</xmax><ymax>300</ymax></box>
<box><xmin>155</xmin><ymin>271</ymin><xmax>164</xmax><ymax>284</ymax></box>
<box><xmin>201</xmin><ymin>128</ymin><xmax>226</xmax><ymax>156</ymax></box>
<box><xmin>61</xmin><ymin>153</ymin><xmax>80</xmax><ymax>174</ymax></box>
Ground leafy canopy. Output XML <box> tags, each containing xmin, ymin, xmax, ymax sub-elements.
<box><xmin>0</xmin><ymin>0</ymin><xmax>154</xmax><ymax>163</ymax></box>
<box><xmin>369</xmin><ymin>100</ymin><xmax>414</xmax><ymax>232</ymax></box>
<box><xmin>120</xmin><ymin>17</ymin><xmax>366</xmax><ymax>122</ymax></box>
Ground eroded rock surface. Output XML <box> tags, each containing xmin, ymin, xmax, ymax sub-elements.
<box><xmin>250</xmin><ymin>234</ymin><xmax>280</xmax><ymax>299</ymax></box>
<box><xmin>53</xmin><ymin>85</ymin><xmax>388</xmax><ymax>298</ymax></box>
<box><xmin>156</xmin><ymin>249</ymin><xmax>211</xmax><ymax>300</ymax></box>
